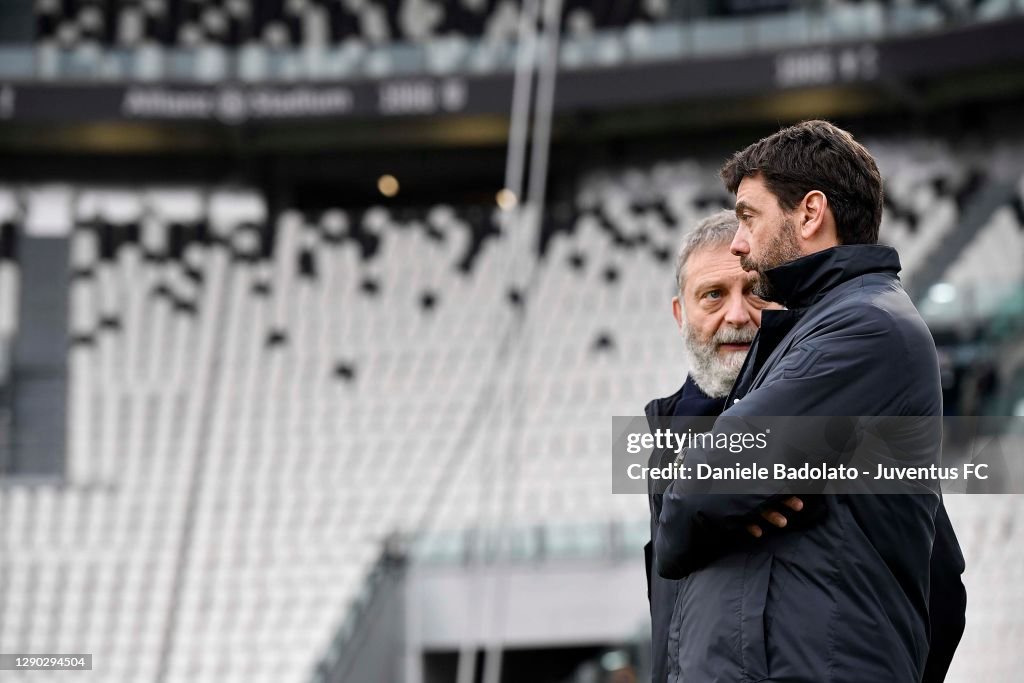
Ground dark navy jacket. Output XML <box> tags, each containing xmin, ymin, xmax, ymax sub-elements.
<box><xmin>647</xmin><ymin>245</ymin><xmax>966</xmax><ymax>683</ymax></box>
<box><xmin>644</xmin><ymin>378</ymin><xmax>725</xmax><ymax>683</ymax></box>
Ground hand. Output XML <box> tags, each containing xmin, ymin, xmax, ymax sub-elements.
<box><xmin>746</xmin><ymin>496</ymin><xmax>804</xmax><ymax>538</ymax></box>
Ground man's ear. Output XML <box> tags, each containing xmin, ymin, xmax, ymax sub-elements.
<box><xmin>799</xmin><ymin>190</ymin><xmax>829</xmax><ymax>240</ymax></box>
<box><xmin>672</xmin><ymin>295</ymin><xmax>685</xmax><ymax>332</ymax></box>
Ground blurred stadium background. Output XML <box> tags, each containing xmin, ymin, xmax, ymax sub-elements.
<box><xmin>1</xmin><ymin>0</ymin><xmax>1023</xmax><ymax>681</ymax></box>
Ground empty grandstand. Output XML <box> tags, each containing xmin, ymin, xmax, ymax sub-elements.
<box><xmin>1</xmin><ymin>1</ymin><xmax>1023</xmax><ymax>682</ymax></box>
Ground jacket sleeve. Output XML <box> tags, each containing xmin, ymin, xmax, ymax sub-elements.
<box><xmin>921</xmin><ymin>499</ymin><xmax>967</xmax><ymax>683</ymax></box>
<box><xmin>646</xmin><ymin>399</ymin><xmax>726</xmax><ymax>602</ymax></box>
<box><xmin>655</xmin><ymin>317</ymin><xmax>913</xmax><ymax>579</ymax></box>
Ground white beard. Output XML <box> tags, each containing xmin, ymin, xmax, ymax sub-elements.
<box><xmin>682</xmin><ymin>322</ymin><xmax>756</xmax><ymax>399</ymax></box>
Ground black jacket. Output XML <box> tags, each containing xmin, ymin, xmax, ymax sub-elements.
<box><xmin>644</xmin><ymin>378</ymin><xmax>724</xmax><ymax>683</ymax></box>
<box><xmin>648</xmin><ymin>245</ymin><xmax>966</xmax><ymax>683</ymax></box>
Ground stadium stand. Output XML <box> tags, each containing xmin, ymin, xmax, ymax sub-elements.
<box><xmin>870</xmin><ymin>139</ymin><xmax>968</xmax><ymax>287</ymax></box>
<box><xmin>936</xmin><ymin>204</ymin><xmax>1024</xmax><ymax>311</ymax></box>
<box><xmin>568</xmin><ymin>141</ymin><xmax>1023</xmax><ymax>295</ymax></box>
<box><xmin>32</xmin><ymin>0</ymin><xmax>1020</xmax><ymax>52</ymax></box>
<box><xmin>22</xmin><ymin>2</ymin><xmax>1024</xmax><ymax>89</ymax></box>
<box><xmin>31</xmin><ymin>0</ymin><xmax>1021</xmax><ymax>55</ymax></box>
<box><xmin>0</xmin><ymin>135</ymin><xmax>1022</xmax><ymax>681</ymax></box>
<box><xmin>1</xmin><ymin>0</ymin><xmax>1023</xmax><ymax>679</ymax></box>
<box><xmin>0</xmin><ymin>175</ymin><xmax>664</xmax><ymax>680</ymax></box>
<box><xmin>31</xmin><ymin>0</ymin><xmax>668</xmax><ymax>48</ymax></box>
<box><xmin>23</xmin><ymin>0</ymin><xmax>1017</xmax><ymax>83</ymax></box>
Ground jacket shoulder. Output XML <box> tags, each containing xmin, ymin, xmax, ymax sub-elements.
<box><xmin>806</xmin><ymin>275</ymin><xmax>931</xmax><ymax>351</ymax></box>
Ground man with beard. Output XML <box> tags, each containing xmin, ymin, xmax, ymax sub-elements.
<box><xmin>645</xmin><ymin>210</ymin><xmax>802</xmax><ymax>683</ymax></box>
<box><xmin>653</xmin><ymin>121</ymin><xmax>966</xmax><ymax>683</ymax></box>
<box><xmin>670</xmin><ymin>210</ymin><xmax>764</xmax><ymax>397</ymax></box>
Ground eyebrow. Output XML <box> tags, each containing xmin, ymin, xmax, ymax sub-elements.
<box><xmin>692</xmin><ymin>278</ymin><xmax>726</xmax><ymax>295</ymax></box>
<box><xmin>734</xmin><ymin>200</ymin><xmax>757</xmax><ymax>217</ymax></box>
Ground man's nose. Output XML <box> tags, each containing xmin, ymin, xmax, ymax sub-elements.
<box><xmin>730</xmin><ymin>230</ymin><xmax>749</xmax><ymax>257</ymax></box>
<box><xmin>723</xmin><ymin>293</ymin><xmax>752</xmax><ymax>327</ymax></box>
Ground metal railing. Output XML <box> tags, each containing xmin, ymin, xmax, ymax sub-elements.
<box><xmin>309</xmin><ymin>519</ymin><xmax>649</xmax><ymax>683</ymax></box>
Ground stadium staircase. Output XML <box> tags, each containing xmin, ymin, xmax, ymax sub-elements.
<box><xmin>906</xmin><ymin>177</ymin><xmax>1019</xmax><ymax>300</ymax></box>
<box><xmin>311</xmin><ymin>542</ymin><xmax>408</xmax><ymax>683</ymax></box>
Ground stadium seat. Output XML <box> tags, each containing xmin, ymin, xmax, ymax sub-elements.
<box><xmin>0</xmin><ymin>146</ymin><xmax>1022</xmax><ymax>680</ymax></box>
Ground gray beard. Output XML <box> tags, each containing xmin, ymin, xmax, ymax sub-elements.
<box><xmin>683</xmin><ymin>322</ymin><xmax>756</xmax><ymax>399</ymax></box>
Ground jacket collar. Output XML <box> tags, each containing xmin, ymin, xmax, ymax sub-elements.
<box><xmin>762</xmin><ymin>244</ymin><xmax>902</xmax><ymax>309</ymax></box>
<box><xmin>644</xmin><ymin>380</ymin><xmax>687</xmax><ymax>421</ymax></box>
<box><xmin>644</xmin><ymin>376</ymin><xmax>726</xmax><ymax>422</ymax></box>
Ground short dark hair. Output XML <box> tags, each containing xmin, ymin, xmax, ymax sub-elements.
<box><xmin>719</xmin><ymin>120</ymin><xmax>883</xmax><ymax>245</ymax></box>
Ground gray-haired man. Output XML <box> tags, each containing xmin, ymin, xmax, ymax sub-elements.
<box><xmin>644</xmin><ymin>210</ymin><xmax>790</xmax><ymax>683</ymax></box>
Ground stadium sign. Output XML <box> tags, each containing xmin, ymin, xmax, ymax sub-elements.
<box><xmin>121</xmin><ymin>86</ymin><xmax>356</xmax><ymax>122</ymax></box>
<box><xmin>774</xmin><ymin>45</ymin><xmax>879</xmax><ymax>89</ymax></box>
<box><xmin>0</xmin><ymin>77</ymin><xmax>491</xmax><ymax>123</ymax></box>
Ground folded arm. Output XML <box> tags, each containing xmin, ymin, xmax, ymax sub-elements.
<box><xmin>655</xmin><ymin>319</ymin><xmax>909</xmax><ymax>578</ymax></box>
